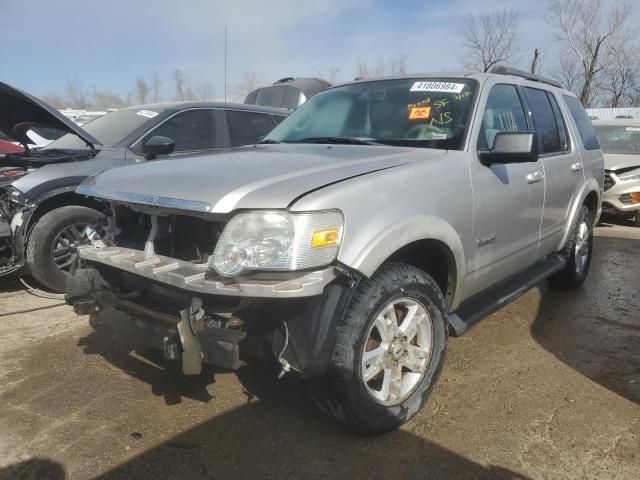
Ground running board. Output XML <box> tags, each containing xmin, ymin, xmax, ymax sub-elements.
<box><xmin>448</xmin><ymin>254</ymin><xmax>567</xmax><ymax>337</ymax></box>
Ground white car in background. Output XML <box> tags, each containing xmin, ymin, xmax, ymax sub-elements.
<box><xmin>593</xmin><ymin>119</ymin><xmax>640</xmax><ymax>226</ymax></box>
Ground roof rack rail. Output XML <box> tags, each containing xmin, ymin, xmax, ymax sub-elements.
<box><xmin>490</xmin><ymin>66</ymin><xmax>563</xmax><ymax>89</ymax></box>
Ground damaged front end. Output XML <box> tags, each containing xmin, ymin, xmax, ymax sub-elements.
<box><xmin>66</xmin><ymin>200</ymin><xmax>358</xmax><ymax>378</ymax></box>
<box><xmin>0</xmin><ymin>185</ymin><xmax>36</xmax><ymax>276</ymax></box>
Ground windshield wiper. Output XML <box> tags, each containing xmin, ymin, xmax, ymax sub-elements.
<box><xmin>285</xmin><ymin>136</ymin><xmax>381</xmax><ymax>146</ymax></box>
<box><xmin>259</xmin><ymin>138</ymin><xmax>281</xmax><ymax>144</ymax></box>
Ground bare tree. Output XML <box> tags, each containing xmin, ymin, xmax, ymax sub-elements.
<box><xmin>91</xmin><ymin>87</ymin><xmax>127</xmax><ymax>110</ymax></box>
<box><xmin>135</xmin><ymin>77</ymin><xmax>151</xmax><ymax>105</ymax></box>
<box><xmin>173</xmin><ymin>69</ymin><xmax>196</xmax><ymax>101</ymax></box>
<box><xmin>555</xmin><ymin>54</ymin><xmax>583</xmax><ymax>94</ymax></box>
<box><xmin>327</xmin><ymin>66</ymin><xmax>340</xmax><ymax>84</ymax></box>
<box><xmin>65</xmin><ymin>76</ymin><xmax>90</xmax><ymax>109</ymax></box>
<box><xmin>231</xmin><ymin>72</ymin><xmax>260</xmax><ymax>102</ymax></box>
<box><xmin>530</xmin><ymin>48</ymin><xmax>541</xmax><ymax>74</ymax></box>
<box><xmin>195</xmin><ymin>83</ymin><xmax>215</xmax><ymax>101</ymax></box>
<box><xmin>356</xmin><ymin>55</ymin><xmax>409</xmax><ymax>79</ymax></box>
<box><xmin>548</xmin><ymin>0</ymin><xmax>633</xmax><ymax>106</ymax></box>
<box><xmin>460</xmin><ymin>8</ymin><xmax>519</xmax><ymax>72</ymax></box>
<box><xmin>151</xmin><ymin>73</ymin><xmax>162</xmax><ymax>103</ymax></box>
<box><xmin>41</xmin><ymin>93</ymin><xmax>67</xmax><ymax>109</ymax></box>
<box><xmin>598</xmin><ymin>42</ymin><xmax>639</xmax><ymax>107</ymax></box>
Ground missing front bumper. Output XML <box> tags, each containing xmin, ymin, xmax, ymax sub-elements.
<box><xmin>78</xmin><ymin>244</ymin><xmax>337</xmax><ymax>298</ymax></box>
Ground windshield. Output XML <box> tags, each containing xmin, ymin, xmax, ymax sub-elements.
<box><xmin>265</xmin><ymin>78</ymin><xmax>477</xmax><ymax>149</ymax></box>
<box><xmin>594</xmin><ymin>125</ymin><xmax>640</xmax><ymax>155</ymax></box>
<box><xmin>43</xmin><ymin>109</ymin><xmax>163</xmax><ymax>150</ymax></box>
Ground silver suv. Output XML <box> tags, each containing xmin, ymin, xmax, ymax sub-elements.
<box><xmin>67</xmin><ymin>67</ymin><xmax>604</xmax><ymax>434</ymax></box>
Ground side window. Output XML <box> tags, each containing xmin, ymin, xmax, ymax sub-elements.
<box><xmin>271</xmin><ymin>114</ymin><xmax>286</xmax><ymax>127</ymax></box>
<box><xmin>547</xmin><ymin>92</ymin><xmax>569</xmax><ymax>152</ymax></box>
<box><xmin>523</xmin><ymin>87</ymin><xmax>562</xmax><ymax>154</ymax></box>
<box><xmin>144</xmin><ymin>109</ymin><xmax>218</xmax><ymax>152</ymax></box>
<box><xmin>227</xmin><ymin>111</ymin><xmax>277</xmax><ymax>147</ymax></box>
<box><xmin>479</xmin><ymin>84</ymin><xmax>528</xmax><ymax>150</ymax></box>
<box><xmin>563</xmin><ymin>95</ymin><xmax>600</xmax><ymax>150</ymax></box>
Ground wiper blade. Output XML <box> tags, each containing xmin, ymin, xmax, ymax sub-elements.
<box><xmin>259</xmin><ymin>138</ymin><xmax>281</xmax><ymax>144</ymax></box>
<box><xmin>286</xmin><ymin>136</ymin><xmax>381</xmax><ymax>146</ymax></box>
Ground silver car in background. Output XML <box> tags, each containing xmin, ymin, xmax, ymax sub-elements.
<box><xmin>593</xmin><ymin>119</ymin><xmax>640</xmax><ymax>226</ymax></box>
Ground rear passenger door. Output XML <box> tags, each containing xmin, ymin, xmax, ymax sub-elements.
<box><xmin>521</xmin><ymin>87</ymin><xmax>581</xmax><ymax>257</ymax></box>
<box><xmin>225</xmin><ymin>110</ymin><xmax>284</xmax><ymax>147</ymax></box>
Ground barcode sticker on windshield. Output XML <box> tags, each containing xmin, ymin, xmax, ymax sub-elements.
<box><xmin>136</xmin><ymin>110</ymin><xmax>159</xmax><ymax>119</ymax></box>
<box><xmin>626</xmin><ymin>127</ymin><xmax>640</xmax><ymax>132</ymax></box>
<box><xmin>410</xmin><ymin>81</ymin><xmax>465</xmax><ymax>94</ymax></box>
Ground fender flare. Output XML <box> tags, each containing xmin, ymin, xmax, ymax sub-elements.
<box><xmin>344</xmin><ymin>215</ymin><xmax>466</xmax><ymax>309</ymax></box>
<box><xmin>558</xmin><ymin>179</ymin><xmax>601</xmax><ymax>251</ymax></box>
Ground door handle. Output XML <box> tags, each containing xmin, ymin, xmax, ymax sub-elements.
<box><xmin>570</xmin><ymin>162</ymin><xmax>583</xmax><ymax>172</ymax></box>
<box><xmin>526</xmin><ymin>171</ymin><xmax>544</xmax><ymax>184</ymax></box>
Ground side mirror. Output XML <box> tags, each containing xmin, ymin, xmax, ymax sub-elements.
<box><xmin>478</xmin><ymin>132</ymin><xmax>538</xmax><ymax>165</ymax></box>
<box><xmin>143</xmin><ymin>136</ymin><xmax>175</xmax><ymax>160</ymax></box>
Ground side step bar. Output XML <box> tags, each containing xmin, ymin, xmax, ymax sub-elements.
<box><xmin>448</xmin><ymin>254</ymin><xmax>567</xmax><ymax>337</ymax></box>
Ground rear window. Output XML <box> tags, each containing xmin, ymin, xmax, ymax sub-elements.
<box><xmin>563</xmin><ymin>96</ymin><xmax>600</xmax><ymax>150</ymax></box>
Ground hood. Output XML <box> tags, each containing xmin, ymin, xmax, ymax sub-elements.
<box><xmin>603</xmin><ymin>153</ymin><xmax>640</xmax><ymax>172</ymax></box>
<box><xmin>0</xmin><ymin>81</ymin><xmax>101</xmax><ymax>148</ymax></box>
<box><xmin>79</xmin><ymin>144</ymin><xmax>439</xmax><ymax>213</ymax></box>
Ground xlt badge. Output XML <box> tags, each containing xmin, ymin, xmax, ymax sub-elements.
<box><xmin>476</xmin><ymin>233</ymin><xmax>497</xmax><ymax>248</ymax></box>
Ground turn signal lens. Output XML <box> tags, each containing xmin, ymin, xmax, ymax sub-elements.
<box><xmin>620</xmin><ymin>192</ymin><xmax>640</xmax><ymax>205</ymax></box>
<box><xmin>312</xmin><ymin>228</ymin><xmax>340</xmax><ymax>248</ymax></box>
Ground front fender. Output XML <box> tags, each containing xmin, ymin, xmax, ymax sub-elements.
<box><xmin>341</xmin><ymin>215</ymin><xmax>466</xmax><ymax>310</ymax></box>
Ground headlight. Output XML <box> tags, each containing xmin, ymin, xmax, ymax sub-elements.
<box><xmin>7</xmin><ymin>187</ymin><xmax>33</xmax><ymax>207</ymax></box>
<box><xmin>211</xmin><ymin>210</ymin><xmax>343</xmax><ymax>276</ymax></box>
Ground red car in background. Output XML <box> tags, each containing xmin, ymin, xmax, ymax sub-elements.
<box><xmin>0</xmin><ymin>138</ymin><xmax>24</xmax><ymax>155</ymax></box>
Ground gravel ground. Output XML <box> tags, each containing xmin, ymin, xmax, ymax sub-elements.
<box><xmin>0</xmin><ymin>222</ymin><xmax>638</xmax><ymax>480</ymax></box>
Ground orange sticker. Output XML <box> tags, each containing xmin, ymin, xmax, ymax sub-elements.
<box><xmin>409</xmin><ymin>106</ymin><xmax>431</xmax><ymax>120</ymax></box>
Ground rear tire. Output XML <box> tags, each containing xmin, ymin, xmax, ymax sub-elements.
<box><xmin>548</xmin><ymin>205</ymin><xmax>593</xmax><ymax>290</ymax></box>
<box><xmin>26</xmin><ymin>206</ymin><xmax>103</xmax><ymax>292</ymax></box>
<box><xmin>309</xmin><ymin>263</ymin><xmax>448</xmax><ymax>434</ymax></box>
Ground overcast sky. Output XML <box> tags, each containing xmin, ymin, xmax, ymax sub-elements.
<box><xmin>1</xmin><ymin>0</ymin><xmax>635</xmax><ymax>100</ymax></box>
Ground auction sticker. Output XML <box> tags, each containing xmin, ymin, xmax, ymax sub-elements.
<box><xmin>410</xmin><ymin>81</ymin><xmax>465</xmax><ymax>94</ymax></box>
<box><xmin>409</xmin><ymin>106</ymin><xmax>431</xmax><ymax>120</ymax></box>
<box><xmin>136</xmin><ymin>110</ymin><xmax>159</xmax><ymax>118</ymax></box>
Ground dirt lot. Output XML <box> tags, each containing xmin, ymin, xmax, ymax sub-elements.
<box><xmin>0</xmin><ymin>222</ymin><xmax>638</xmax><ymax>480</ymax></box>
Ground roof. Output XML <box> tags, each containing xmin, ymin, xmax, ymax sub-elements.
<box><xmin>592</xmin><ymin>118</ymin><xmax>640</xmax><ymax>127</ymax></box>
<box><xmin>244</xmin><ymin>77</ymin><xmax>332</xmax><ymax>109</ymax></box>
<box><xmin>122</xmin><ymin>101</ymin><xmax>288</xmax><ymax>115</ymax></box>
<box><xmin>333</xmin><ymin>70</ymin><xmax>573</xmax><ymax>94</ymax></box>
<box><xmin>587</xmin><ymin>108</ymin><xmax>640</xmax><ymax>121</ymax></box>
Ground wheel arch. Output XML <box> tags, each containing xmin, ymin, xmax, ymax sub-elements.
<box><xmin>25</xmin><ymin>191</ymin><xmax>105</xmax><ymax>239</ymax></box>
<box><xmin>344</xmin><ymin>216</ymin><xmax>465</xmax><ymax>311</ymax></box>
<box><xmin>557</xmin><ymin>180</ymin><xmax>602</xmax><ymax>251</ymax></box>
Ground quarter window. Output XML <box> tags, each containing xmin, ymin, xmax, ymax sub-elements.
<box><xmin>144</xmin><ymin>109</ymin><xmax>218</xmax><ymax>152</ymax></box>
<box><xmin>523</xmin><ymin>87</ymin><xmax>562</xmax><ymax>154</ymax></box>
<box><xmin>563</xmin><ymin>95</ymin><xmax>600</xmax><ymax>150</ymax></box>
<box><xmin>479</xmin><ymin>84</ymin><xmax>528</xmax><ymax>150</ymax></box>
<box><xmin>227</xmin><ymin>111</ymin><xmax>280</xmax><ymax>147</ymax></box>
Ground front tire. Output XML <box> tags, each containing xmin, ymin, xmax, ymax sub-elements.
<box><xmin>548</xmin><ymin>205</ymin><xmax>593</xmax><ymax>290</ymax></box>
<box><xmin>26</xmin><ymin>206</ymin><xmax>103</xmax><ymax>292</ymax></box>
<box><xmin>310</xmin><ymin>263</ymin><xmax>448</xmax><ymax>434</ymax></box>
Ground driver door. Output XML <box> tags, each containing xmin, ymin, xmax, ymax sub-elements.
<box><xmin>465</xmin><ymin>83</ymin><xmax>545</xmax><ymax>297</ymax></box>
